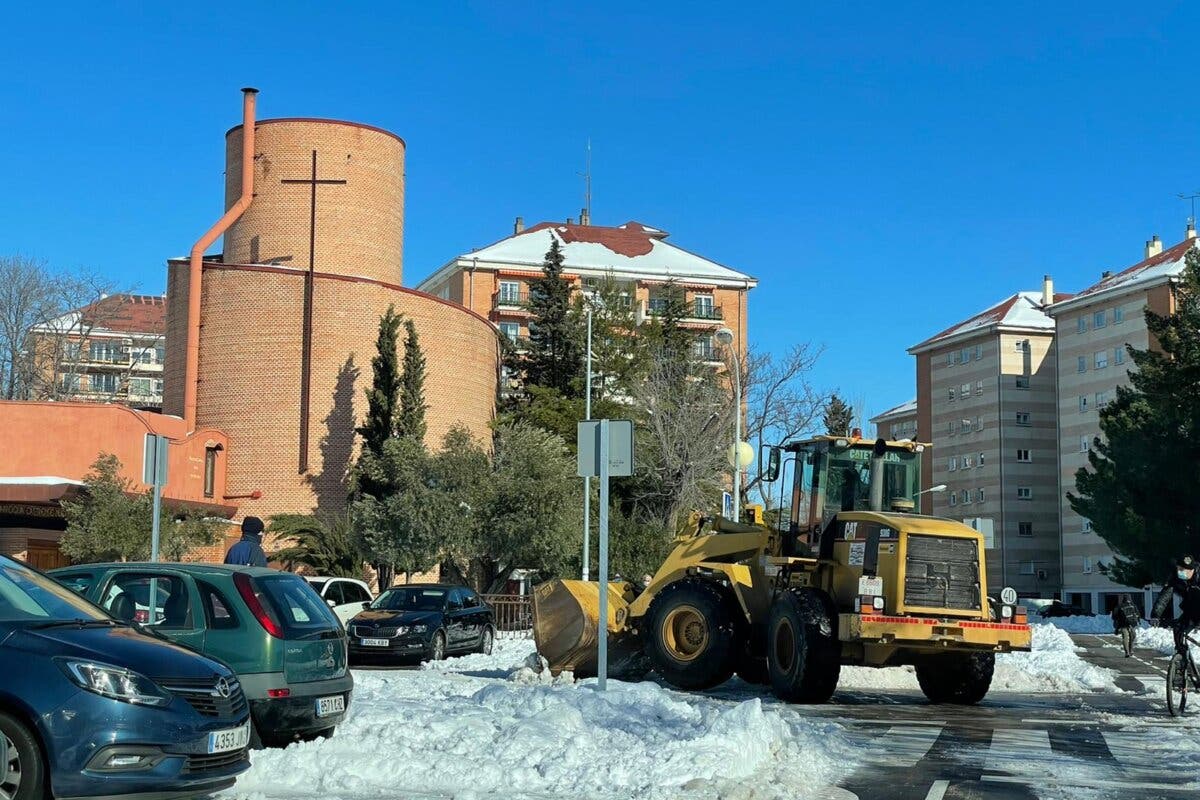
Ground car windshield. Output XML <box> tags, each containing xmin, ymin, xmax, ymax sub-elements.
<box><xmin>372</xmin><ymin>587</ymin><xmax>447</xmax><ymax>612</ymax></box>
<box><xmin>0</xmin><ymin>559</ymin><xmax>109</xmax><ymax>623</ymax></box>
<box><xmin>255</xmin><ymin>574</ymin><xmax>341</xmax><ymax>637</ymax></box>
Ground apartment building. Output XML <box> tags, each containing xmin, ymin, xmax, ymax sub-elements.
<box><xmin>870</xmin><ymin>399</ymin><xmax>917</xmax><ymax>440</ymax></box>
<box><xmin>26</xmin><ymin>294</ymin><xmax>166</xmax><ymax>410</ymax></box>
<box><xmin>908</xmin><ymin>279</ymin><xmax>1069</xmax><ymax>596</ymax></box>
<box><xmin>416</xmin><ymin>217</ymin><xmax>755</xmax><ymax>360</ymax></box>
<box><xmin>1046</xmin><ymin>232</ymin><xmax>1196</xmax><ymax>614</ymax></box>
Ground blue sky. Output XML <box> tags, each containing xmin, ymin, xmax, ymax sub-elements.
<box><xmin>2</xmin><ymin>1</ymin><xmax>1197</xmax><ymax>422</ymax></box>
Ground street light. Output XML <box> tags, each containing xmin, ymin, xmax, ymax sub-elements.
<box><xmin>581</xmin><ymin>294</ymin><xmax>604</xmax><ymax>580</ymax></box>
<box><xmin>714</xmin><ymin>326</ymin><xmax>745</xmax><ymax>522</ymax></box>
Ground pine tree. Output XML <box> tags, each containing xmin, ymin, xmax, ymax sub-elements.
<box><xmin>524</xmin><ymin>239</ymin><xmax>583</xmax><ymax>396</ymax></box>
<box><xmin>356</xmin><ymin>305</ymin><xmax>403</xmax><ymax>454</ymax></box>
<box><xmin>823</xmin><ymin>394</ymin><xmax>854</xmax><ymax>436</ymax></box>
<box><xmin>397</xmin><ymin>319</ymin><xmax>427</xmax><ymax>442</ymax></box>
<box><xmin>1070</xmin><ymin>246</ymin><xmax>1200</xmax><ymax>587</ymax></box>
<box><xmin>649</xmin><ymin>278</ymin><xmax>693</xmax><ymax>363</ymax></box>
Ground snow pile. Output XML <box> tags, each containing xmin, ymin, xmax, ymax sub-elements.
<box><xmin>1133</xmin><ymin>625</ymin><xmax>1200</xmax><ymax>662</ymax></box>
<box><xmin>232</xmin><ymin>640</ymin><xmax>851</xmax><ymax>800</ymax></box>
<box><xmin>836</xmin><ymin>623</ymin><xmax>1119</xmax><ymax>694</ymax></box>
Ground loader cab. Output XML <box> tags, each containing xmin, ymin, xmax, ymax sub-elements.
<box><xmin>770</xmin><ymin>436</ymin><xmax>926</xmax><ymax>548</ymax></box>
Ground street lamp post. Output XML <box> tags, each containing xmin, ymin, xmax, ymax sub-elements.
<box><xmin>715</xmin><ymin>327</ymin><xmax>742</xmax><ymax>522</ymax></box>
<box><xmin>582</xmin><ymin>302</ymin><xmax>593</xmax><ymax>580</ymax></box>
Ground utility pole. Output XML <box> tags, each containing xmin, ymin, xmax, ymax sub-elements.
<box><xmin>582</xmin><ymin>304</ymin><xmax>593</xmax><ymax>580</ymax></box>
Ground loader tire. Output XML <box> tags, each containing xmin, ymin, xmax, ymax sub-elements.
<box><xmin>767</xmin><ymin>589</ymin><xmax>841</xmax><ymax>704</ymax></box>
<box><xmin>646</xmin><ymin>579</ymin><xmax>738</xmax><ymax>690</ymax></box>
<box><xmin>915</xmin><ymin>652</ymin><xmax>995</xmax><ymax>705</ymax></box>
<box><xmin>736</xmin><ymin>654</ymin><xmax>769</xmax><ymax>685</ymax></box>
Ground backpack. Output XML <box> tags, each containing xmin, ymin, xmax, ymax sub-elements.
<box><xmin>1119</xmin><ymin>601</ymin><xmax>1140</xmax><ymax>626</ymax></box>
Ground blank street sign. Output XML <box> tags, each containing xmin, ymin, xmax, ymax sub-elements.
<box><xmin>577</xmin><ymin>420</ymin><xmax>634</xmax><ymax>477</ymax></box>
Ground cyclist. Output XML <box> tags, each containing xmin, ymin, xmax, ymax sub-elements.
<box><xmin>1151</xmin><ymin>555</ymin><xmax>1200</xmax><ymax>657</ymax></box>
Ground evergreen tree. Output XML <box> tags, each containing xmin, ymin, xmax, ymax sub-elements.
<box><xmin>356</xmin><ymin>305</ymin><xmax>403</xmax><ymax>454</ymax></box>
<box><xmin>524</xmin><ymin>239</ymin><xmax>583</xmax><ymax>396</ymax></box>
<box><xmin>397</xmin><ymin>318</ymin><xmax>427</xmax><ymax>442</ymax></box>
<box><xmin>1070</xmin><ymin>246</ymin><xmax>1200</xmax><ymax>587</ymax></box>
<box><xmin>823</xmin><ymin>394</ymin><xmax>854</xmax><ymax>436</ymax></box>
<box><xmin>647</xmin><ymin>278</ymin><xmax>692</xmax><ymax>364</ymax></box>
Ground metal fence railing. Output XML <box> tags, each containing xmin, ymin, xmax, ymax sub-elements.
<box><xmin>482</xmin><ymin>594</ymin><xmax>533</xmax><ymax>639</ymax></box>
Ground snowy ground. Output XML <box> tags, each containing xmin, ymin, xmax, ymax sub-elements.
<box><xmin>229</xmin><ymin>626</ymin><xmax>1120</xmax><ymax>800</ymax></box>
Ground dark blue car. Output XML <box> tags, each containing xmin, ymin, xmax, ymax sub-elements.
<box><xmin>0</xmin><ymin>555</ymin><xmax>251</xmax><ymax>800</ymax></box>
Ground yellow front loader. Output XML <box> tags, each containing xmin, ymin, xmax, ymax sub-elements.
<box><xmin>534</xmin><ymin>435</ymin><xmax>1032</xmax><ymax>704</ymax></box>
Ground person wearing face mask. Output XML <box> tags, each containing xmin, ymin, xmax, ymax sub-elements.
<box><xmin>1151</xmin><ymin>555</ymin><xmax>1200</xmax><ymax>657</ymax></box>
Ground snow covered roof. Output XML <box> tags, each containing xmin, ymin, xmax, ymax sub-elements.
<box><xmin>869</xmin><ymin>399</ymin><xmax>918</xmax><ymax>424</ymax></box>
<box><xmin>908</xmin><ymin>290</ymin><xmax>1072</xmax><ymax>354</ymax></box>
<box><xmin>416</xmin><ymin>220</ymin><xmax>757</xmax><ymax>290</ymax></box>
<box><xmin>31</xmin><ymin>294</ymin><xmax>166</xmax><ymax>337</ymax></box>
<box><xmin>1048</xmin><ymin>238</ymin><xmax>1198</xmax><ymax>315</ymax></box>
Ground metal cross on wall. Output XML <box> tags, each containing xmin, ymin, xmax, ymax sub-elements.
<box><xmin>281</xmin><ymin>150</ymin><xmax>347</xmax><ymax>474</ymax></box>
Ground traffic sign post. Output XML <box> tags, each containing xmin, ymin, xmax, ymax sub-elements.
<box><xmin>577</xmin><ymin>419</ymin><xmax>634</xmax><ymax>691</ymax></box>
<box><xmin>143</xmin><ymin>434</ymin><xmax>169</xmax><ymax>563</ymax></box>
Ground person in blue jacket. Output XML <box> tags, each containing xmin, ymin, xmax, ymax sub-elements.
<box><xmin>224</xmin><ymin>516</ymin><xmax>268</xmax><ymax>567</ymax></box>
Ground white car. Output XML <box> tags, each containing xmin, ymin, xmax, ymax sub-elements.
<box><xmin>306</xmin><ymin>576</ymin><xmax>374</xmax><ymax>628</ymax></box>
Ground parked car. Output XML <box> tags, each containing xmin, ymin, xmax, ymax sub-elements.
<box><xmin>50</xmin><ymin>563</ymin><xmax>352</xmax><ymax>747</ymax></box>
<box><xmin>348</xmin><ymin>584</ymin><xmax>495</xmax><ymax>664</ymax></box>
<box><xmin>1038</xmin><ymin>600</ymin><xmax>1093</xmax><ymax>618</ymax></box>
<box><xmin>0</xmin><ymin>554</ymin><xmax>251</xmax><ymax>800</ymax></box>
<box><xmin>304</xmin><ymin>576</ymin><xmax>373</xmax><ymax>628</ymax></box>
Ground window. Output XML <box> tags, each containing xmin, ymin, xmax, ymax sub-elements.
<box><xmin>324</xmin><ymin>581</ymin><xmax>346</xmax><ymax>606</ymax></box>
<box><xmin>1114</xmin><ymin>306</ymin><xmax>1124</xmax><ymax>324</ymax></box>
<box><xmin>1015</xmin><ymin>412</ymin><xmax>1030</xmax><ymax>426</ymax></box>
<box><xmin>1114</xmin><ymin>347</ymin><xmax>1125</xmax><ymax>365</ymax></box>
<box><xmin>977</xmin><ymin>488</ymin><xmax>985</xmax><ymax>503</ymax></box>
<box><xmin>1080</xmin><ymin>434</ymin><xmax>1091</xmax><ymax>452</ymax></box>
<box><xmin>1079</xmin><ymin>395</ymin><xmax>1089</xmax><ymax>413</ymax></box>
<box><xmin>102</xmin><ymin>574</ymin><xmax>191</xmax><ymax>628</ymax></box>
<box><xmin>1015</xmin><ymin>376</ymin><xmax>1030</xmax><ymax>389</ymax></box>
<box><xmin>138</xmin><ymin>348</ymin><xmax>153</xmax><ymax>364</ymax></box>
<box><xmin>255</xmin><ymin>574</ymin><xmax>339</xmax><ymax>636</ymax></box>
<box><xmin>961</xmin><ymin>347</ymin><xmax>971</xmax><ymax>364</ymax></box>
<box><xmin>978</xmin><ymin>452</ymin><xmax>985</xmax><ymax>466</ymax></box>
<box><xmin>55</xmin><ymin>573</ymin><xmax>94</xmax><ymax>595</ymax></box>
<box><xmin>1078</xmin><ymin>317</ymin><xmax>1088</xmax><ymax>333</ymax></box>
<box><xmin>949</xmin><ymin>457</ymin><xmax>958</xmax><ymax>471</ymax></box>
<box><xmin>1016</xmin><ymin>449</ymin><xmax>1031</xmax><ymax>462</ymax></box>
<box><xmin>693</xmin><ymin>295</ymin><xmax>715</xmax><ymax>318</ymax></box>
<box><xmin>1019</xmin><ymin>522</ymin><xmax>1033</xmax><ymax>537</ymax></box>
<box><xmin>1017</xmin><ymin>486</ymin><xmax>1032</xmax><ymax>500</ymax></box>
<box><xmin>341</xmin><ymin>582</ymin><xmax>371</xmax><ymax>605</ymax></box>
<box><xmin>88</xmin><ymin>341</ymin><xmax>125</xmax><ymax>363</ymax></box>
<box><xmin>1077</xmin><ymin>356</ymin><xmax>1087</xmax><ymax>373</ymax></box>
<box><xmin>949</xmin><ymin>493</ymin><xmax>957</xmax><ymax>507</ymax></box>
<box><xmin>948</xmin><ymin>421</ymin><xmax>957</xmax><ymax>435</ymax></box>
<box><xmin>154</xmin><ymin>379</ymin><xmax>163</xmax><ymax>395</ymax></box>
<box><xmin>962</xmin><ymin>489</ymin><xmax>971</xmax><ymax>504</ymax></box>
<box><xmin>962</xmin><ymin>455</ymin><xmax>974</xmax><ymax>469</ymax></box>
<box><xmin>946</xmin><ymin>352</ymin><xmax>954</xmax><ymax>367</ymax></box>
<box><xmin>949</xmin><ymin>388</ymin><xmax>956</xmax><ymax>402</ymax></box>
<box><xmin>975</xmin><ymin>380</ymin><xmax>983</xmax><ymax>395</ymax></box>
<box><xmin>197</xmin><ymin>581</ymin><xmax>239</xmax><ymax>630</ymax></box>
<box><xmin>1094</xmin><ymin>310</ymin><xmax>1106</xmax><ymax>329</ymax></box>
<box><xmin>1083</xmin><ymin>519</ymin><xmax>1093</xmax><ymax>533</ymax></box>
<box><xmin>203</xmin><ymin>447</ymin><xmax>218</xmax><ymax>498</ymax></box>
<box><xmin>129</xmin><ymin>377</ymin><xmax>153</xmax><ymax>397</ymax></box>
<box><xmin>91</xmin><ymin>373</ymin><xmax>118</xmax><ymax>394</ymax></box>
<box><xmin>974</xmin><ymin>345</ymin><xmax>983</xmax><ymax>360</ymax></box>
<box><xmin>961</xmin><ymin>418</ymin><xmax>972</xmax><ymax>433</ymax></box>
<box><xmin>692</xmin><ymin>337</ymin><xmax>716</xmax><ymax>361</ymax></box>
<box><xmin>59</xmin><ymin>373</ymin><xmax>80</xmax><ymax>393</ymax></box>
<box><xmin>1096</xmin><ymin>390</ymin><xmax>1110</xmax><ymax>409</ymax></box>
<box><xmin>1083</xmin><ymin>557</ymin><xmax>1093</xmax><ymax>575</ymax></box>
<box><xmin>498</xmin><ymin>281</ymin><xmax>521</xmax><ymax>304</ymax></box>
<box><xmin>499</xmin><ymin>322</ymin><xmax>520</xmax><ymax>342</ymax></box>
<box><xmin>960</xmin><ymin>383</ymin><xmax>971</xmax><ymax>397</ymax></box>
<box><xmin>1094</xmin><ymin>350</ymin><xmax>1108</xmax><ymax>369</ymax></box>
<box><xmin>975</xmin><ymin>415</ymin><xmax>983</xmax><ymax>431</ymax></box>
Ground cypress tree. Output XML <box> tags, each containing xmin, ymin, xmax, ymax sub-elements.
<box><xmin>356</xmin><ymin>305</ymin><xmax>403</xmax><ymax>454</ymax></box>
<box><xmin>823</xmin><ymin>394</ymin><xmax>854</xmax><ymax>436</ymax></box>
<box><xmin>524</xmin><ymin>238</ymin><xmax>583</xmax><ymax>396</ymax></box>
<box><xmin>1070</xmin><ymin>246</ymin><xmax>1200</xmax><ymax>587</ymax></box>
<box><xmin>397</xmin><ymin>318</ymin><xmax>428</xmax><ymax>442</ymax></box>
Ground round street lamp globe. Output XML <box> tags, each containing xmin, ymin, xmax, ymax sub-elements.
<box><xmin>728</xmin><ymin>441</ymin><xmax>754</xmax><ymax>469</ymax></box>
<box><xmin>714</xmin><ymin>327</ymin><xmax>735</xmax><ymax>346</ymax></box>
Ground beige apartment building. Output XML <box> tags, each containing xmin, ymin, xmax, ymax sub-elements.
<box><xmin>1046</xmin><ymin>232</ymin><xmax>1194</xmax><ymax>614</ymax></box>
<box><xmin>869</xmin><ymin>398</ymin><xmax>917</xmax><ymax>440</ymax></box>
<box><xmin>908</xmin><ymin>279</ymin><xmax>1068</xmax><ymax>596</ymax></box>
<box><xmin>416</xmin><ymin>217</ymin><xmax>755</xmax><ymax>361</ymax></box>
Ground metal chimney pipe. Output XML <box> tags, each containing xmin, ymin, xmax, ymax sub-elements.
<box><xmin>184</xmin><ymin>88</ymin><xmax>258</xmax><ymax>431</ymax></box>
<box><xmin>1042</xmin><ymin>274</ymin><xmax>1053</xmax><ymax>306</ymax></box>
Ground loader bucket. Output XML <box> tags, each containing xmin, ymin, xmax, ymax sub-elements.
<box><xmin>532</xmin><ymin>579</ymin><xmax>641</xmax><ymax>678</ymax></box>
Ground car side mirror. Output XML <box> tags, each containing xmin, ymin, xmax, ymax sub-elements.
<box><xmin>361</xmin><ymin>601</ymin><xmax>370</xmax><ymax>609</ymax></box>
<box><xmin>326</xmin><ymin>599</ymin><xmax>337</xmax><ymax>608</ymax></box>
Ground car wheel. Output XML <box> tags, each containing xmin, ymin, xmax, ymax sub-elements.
<box><xmin>478</xmin><ymin>627</ymin><xmax>494</xmax><ymax>656</ymax></box>
<box><xmin>429</xmin><ymin>631</ymin><xmax>446</xmax><ymax>661</ymax></box>
<box><xmin>0</xmin><ymin>711</ymin><xmax>45</xmax><ymax>800</ymax></box>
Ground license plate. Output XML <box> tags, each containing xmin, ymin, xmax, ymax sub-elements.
<box><xmin>360</xmin><ymin>638</ymin><xmax>389</xmax><ymax>647</ymax></box>
<box><xmin>315</xmin><ymin>695</ymin><xmax>345</xmax><ymax>718</ymax></box>
<box><xmin>207</xmin><ymin>722</ymin><xmax>250</xmax><ymax>754</ymax></box>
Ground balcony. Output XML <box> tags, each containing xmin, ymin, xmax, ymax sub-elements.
<box><xmin>645</xmin><ymin>299</ymin><xmax>724</xmax><ymax>323</ymax></box>
<box><xmin>493</xmin><ymin>290</ymin><xmax>531</xmax><ymax>313</ymax></box>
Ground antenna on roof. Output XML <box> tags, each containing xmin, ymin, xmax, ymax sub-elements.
<box><xmin>1178</xmin><ymin>191</ymin><xmax>1200</xmax><ymax>229</ymax></box>
<box><xmin>578</xmin><ymin>139</ymin><xmax>592</xmax><ymax>226</ymax></box>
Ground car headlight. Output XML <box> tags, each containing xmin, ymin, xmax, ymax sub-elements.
<box><xmin>410</xmin><ymin>624</ymin><xmax>429</xmax><ymax>634</ymax></box>
<box><xmin>57</xmin><ymin>660</ymin><xmax>171</xmax><ymax>707</ymax></box>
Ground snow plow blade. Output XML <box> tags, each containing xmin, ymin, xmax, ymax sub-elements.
<box><xmin>532</xmin><ymin>579</ymin><xmax>643</xmax><ymax>678</ymax></box>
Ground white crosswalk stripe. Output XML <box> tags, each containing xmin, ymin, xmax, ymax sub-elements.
<box><xmin>860</xmin><ymin>725</ymin><xmax>942</xmax><ymax>767</ymax></box>
<box><xmin>984</xmin><ymin>728</ymin><xmax>1052</xmax><ymax>774</ymax></box>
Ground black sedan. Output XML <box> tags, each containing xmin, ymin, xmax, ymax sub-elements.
<box><xmin>348</xmin><ymin>584</ymin><xmax>495</xmax><ymax>664</ymax></box>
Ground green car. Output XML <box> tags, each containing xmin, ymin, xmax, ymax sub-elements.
<box><xmin>49</xmin><ymin>563</ymin><xmax>352</xmax><ymax>746</ymax></box>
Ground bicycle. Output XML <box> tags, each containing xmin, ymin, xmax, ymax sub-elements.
<box><xmin>1167</xmin><ymin>629</ymin><xmax>1200</xmax><ymax>717</ymax></box>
